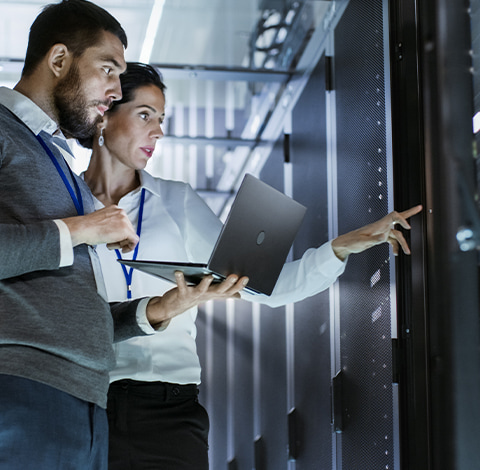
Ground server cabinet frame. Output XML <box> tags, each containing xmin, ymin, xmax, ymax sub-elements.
<box><xmin>390</xmin><ymin>1</ymin><xmax>480</xmax><ymax>469</ymax></box>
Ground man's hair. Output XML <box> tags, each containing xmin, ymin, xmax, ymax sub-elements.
<box><xmin>78</xmin><ymin>62</ymin><xmax>167</xmax><ymax>149</ymax></box>
<box><xmin>22</xmin><ymin>0</ymin><xmax>127</xmax><ymax>77</ymax></box>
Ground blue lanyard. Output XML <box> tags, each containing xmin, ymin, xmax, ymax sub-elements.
<box><xmin>35</xmin><ymin>134</ymin><xmax>84</xmax><ymax>216</ymax></box>
<box><xmin>115</xmin><ymin>188</ymin><xmax>146</xmax><ymax>299</ymax></box>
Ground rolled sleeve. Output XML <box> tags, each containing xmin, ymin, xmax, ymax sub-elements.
<box><xmin>135</xmin><ymin>297</ymin><xmax>170</xmax><ymax>334</ymax></box>
<box><xmin>53</xmin><ymin>219</ymin><xmax>74</xmax><ymax>267</ymax></box>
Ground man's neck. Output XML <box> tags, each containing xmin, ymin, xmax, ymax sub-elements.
<box><xmin>14</xmin><ymin>76</ymin><xmax>58</xmax><ymax>125</ymax></box>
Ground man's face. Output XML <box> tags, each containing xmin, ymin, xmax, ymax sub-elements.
<box><xmin>54</xmin><ymin>30</ymin><xmax>126</xmax><ymax>139</ymax></box>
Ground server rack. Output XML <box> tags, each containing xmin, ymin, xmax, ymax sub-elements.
<box><xmin>196</xmin><ymin>0</ymin><xmax>480</xmax><ymax>468</ymax></box>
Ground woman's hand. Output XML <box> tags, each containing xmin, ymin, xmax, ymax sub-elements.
<box><xmin>331</xmin><ymin>205</ymin><xmax>423</xmax><ymax>261</ymax></box>
<box><xmin>146</xmin><ymin>272</ymin><xmax>249</xmax><ymax>329</ymax></box>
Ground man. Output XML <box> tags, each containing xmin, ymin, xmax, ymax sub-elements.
<box><xmin>0</xmin><ymin>2</ymin><xmax>245</xmax><ymax>469</ymax></box>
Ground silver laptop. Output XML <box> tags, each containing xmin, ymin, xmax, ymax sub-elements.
<box><xmin>119</xmin><ymin>173</ymin><xmax>306</xmax><ymax>295</ymax></box>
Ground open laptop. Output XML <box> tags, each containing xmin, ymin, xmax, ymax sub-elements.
<box><xmin>118</xmin><ymin>173</ymin><xmax>306</xmax><ymax>296</ymax></box>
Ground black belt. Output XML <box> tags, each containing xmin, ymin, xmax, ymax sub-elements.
<box><xmin>110</xmin><ymin>379</ymin><xmax>199</xmax><ymax>400</ymax></box>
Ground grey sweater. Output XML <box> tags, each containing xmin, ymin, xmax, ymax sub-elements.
<box><xmin>0</xmin><ymin>101</ymin><xmax>146</xmax><ymax>408</ymax></box>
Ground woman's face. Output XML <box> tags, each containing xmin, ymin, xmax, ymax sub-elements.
<box><xmin>103</xmin><ymin>84</ymin><xmax>165</xmax><ymax>170</ymax></box>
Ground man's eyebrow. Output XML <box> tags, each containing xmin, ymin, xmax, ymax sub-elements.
<box><xmin>100</xmin><ymin>56</ymin><xmax>123</xmax><ymax>69</ymax></box>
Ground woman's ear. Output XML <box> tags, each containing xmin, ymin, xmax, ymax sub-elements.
<box><xmin>47</xmin><ymin>43</ymin><xmax>72</xmax><ymax>78</ymax></box>
<box><xmin>96</xmin><ymin>116</ymin><xmax>109</xmax><ymax>148</ymax></box>
<box><xmin>97</xmin><ymin>115</ymin><xmax>109</xmax><ymax>132</ymax></box>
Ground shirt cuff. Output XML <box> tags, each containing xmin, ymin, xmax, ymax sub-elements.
<box><xmin>324</xmin><ymin>239</ymin><xmax>349</xmax><ymax>269</ymax></box>
<box><xmin>53</xmin><ymin>219</ymin><xmax>74</xmax><ymax>267</ymax></box>
<box><xmin>136</xmin><ymin>297</ymin><xmax>171</xmax><ymax>334</ymax></box>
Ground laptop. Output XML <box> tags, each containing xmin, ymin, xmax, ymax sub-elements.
<box><xmin>118</xmin><ymin>173</ymin><xmax>306</xmax><ymax>296</ymax></box>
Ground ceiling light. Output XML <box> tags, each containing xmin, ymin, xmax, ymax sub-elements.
<box><xmin>263</xmin><ymin>11</ymin><xmax>282</xmax><ymax>28</ymax></box>
<box><xmin>250</xmin><ymin>115</ymin><xmax>261</xmax><ymax>135</ymax></box>
<box><xmin>276</xmin><ymin>27</ymin><xmax>288</xmax><ymax>43</ymax></box>
<box><xmin>264</xmin><ymin>58</ymin><xmax>276</xmax><ymax>69</ymax></box>
<box><xmin>285</xmin><ymin>9</ymin><xmax>296</xmax><ymax>25</ymax></box>
<box><xmin>140</xmin><ymin>0</ymin><xmax>166</xmax><ymax>63</ymax></box>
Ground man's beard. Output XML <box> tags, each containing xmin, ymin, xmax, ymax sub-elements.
<box><xmin>54</xmin><ymin>63</ymin><xmax>100</xmax><ymax>140</ymax></box>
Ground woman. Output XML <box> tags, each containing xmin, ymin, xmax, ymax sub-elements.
<box><xmin>83</xmin><ymin>63</ymin><xmax>251</xmax><ymax>469</ymax></box>
<box><xmin>82</xmin><ymin>62</ymin><xmax>421</xmax><ymax>469</ymax></box>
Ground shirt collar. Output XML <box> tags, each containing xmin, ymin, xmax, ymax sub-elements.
<box><xmin>0</xmin><ymin>86</ymin><xmax>59</xmax><ymax>137</ymax></box>
<box><xmin>138</xmin><ymin>170</ymin><xmax>163</xmax><ymax>197</ymax></box>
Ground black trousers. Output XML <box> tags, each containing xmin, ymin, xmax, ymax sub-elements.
<box><xmin>107</xmin><ymin>380</ymin><xmax>209</xmax><ymax>470</ymax></box>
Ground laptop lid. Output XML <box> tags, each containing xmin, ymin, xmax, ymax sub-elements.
<box><xmin>119</xmin><ymin>173</ymin><xmax>306</xmax><ymax>295</ymax></box>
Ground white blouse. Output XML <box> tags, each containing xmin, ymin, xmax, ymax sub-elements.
<box><xmin>93</xmin><ymin>170</ymin><xmax>346</xmax><ymax>385</ymax></box>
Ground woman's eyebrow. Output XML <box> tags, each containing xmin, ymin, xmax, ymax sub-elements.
<box><xmin>135</xmin><ymin>104</ymin><xmax>158</xmax><ymax>113</ymax></box>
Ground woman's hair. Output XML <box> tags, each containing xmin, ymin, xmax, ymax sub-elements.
<box><xmin>22</xmin><ymin>0</ymin><xmax>128</xmax><ymax>77</ymax></box>
<box><xmin>108</xmin><ymin>62</ymin><xmax>167</xmax><ymax>113</ymax></box>
<box><xmin>78</xmin><ymin>62</ymin><xmax>167</xmax><ymax>149</ymax></box>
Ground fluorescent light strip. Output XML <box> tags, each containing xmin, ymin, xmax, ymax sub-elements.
<box><xmin>189</xmin><ymin>80</ymin><xmax>198</xmax><ymax>138</ymax></box>
<box><xmin>174</xmin><ymin>102</ymin><xmax>185</xmax><ymax>181</ymax></box>
<box><xmin>225</xmin><ymin>81</ymin><xmax>235</xmax><ymax>131</ymax></box>
<box><xmin>188</xmin><ymin>145</ymin><xmax>198</xmax><ymax>188</ymax></box>
<box><xmin>189</xmin><ymin>80</ymin><xmax>198</xmax><ymax>188</ymax></box>
<box><xmin>140</xmin><ymin>0</ymin><xmax>166</xmax><ymax>63</ymax></box>
<box><xmin>205</xmin><ymin>81</ymin><xmax>215</xmax><ymax>179</ymax></box>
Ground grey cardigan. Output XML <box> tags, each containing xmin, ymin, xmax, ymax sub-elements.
<box><xmin>0</xmin><ymin>103</ymin><xmax>146</xmax><ymax>408</ymax></box>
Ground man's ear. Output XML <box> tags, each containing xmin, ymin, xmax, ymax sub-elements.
<box><xmin>46</xmin><ymin>44</ymin><xmax>72</xmax><ymax>78</ymax></box>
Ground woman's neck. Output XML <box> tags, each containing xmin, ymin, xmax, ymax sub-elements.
<box><xmin>84</xmin><ymin>153</ymin><xmax>140</xmax><ymax>206</ymax></box>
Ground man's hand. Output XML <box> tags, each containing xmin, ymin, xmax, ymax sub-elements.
<box><xmin>146</xmin><ymin>272</ymin><xmax>249</xmax><ymax>329</ymax></box>
<box><xmin>62</xmin><ymin>205</ymin><xmax>139</xmax><ymax>253</ymax></box>
<box><xmin>331</xmin><ymin>205</ymin><xmax>423</xmax><ymax>261</ymax></box>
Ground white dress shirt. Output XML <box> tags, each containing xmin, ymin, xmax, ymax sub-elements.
<box><xmin>92</xmin><ymin>170</ymin><xmax>346</xmax><ymax>385</ymax></box>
